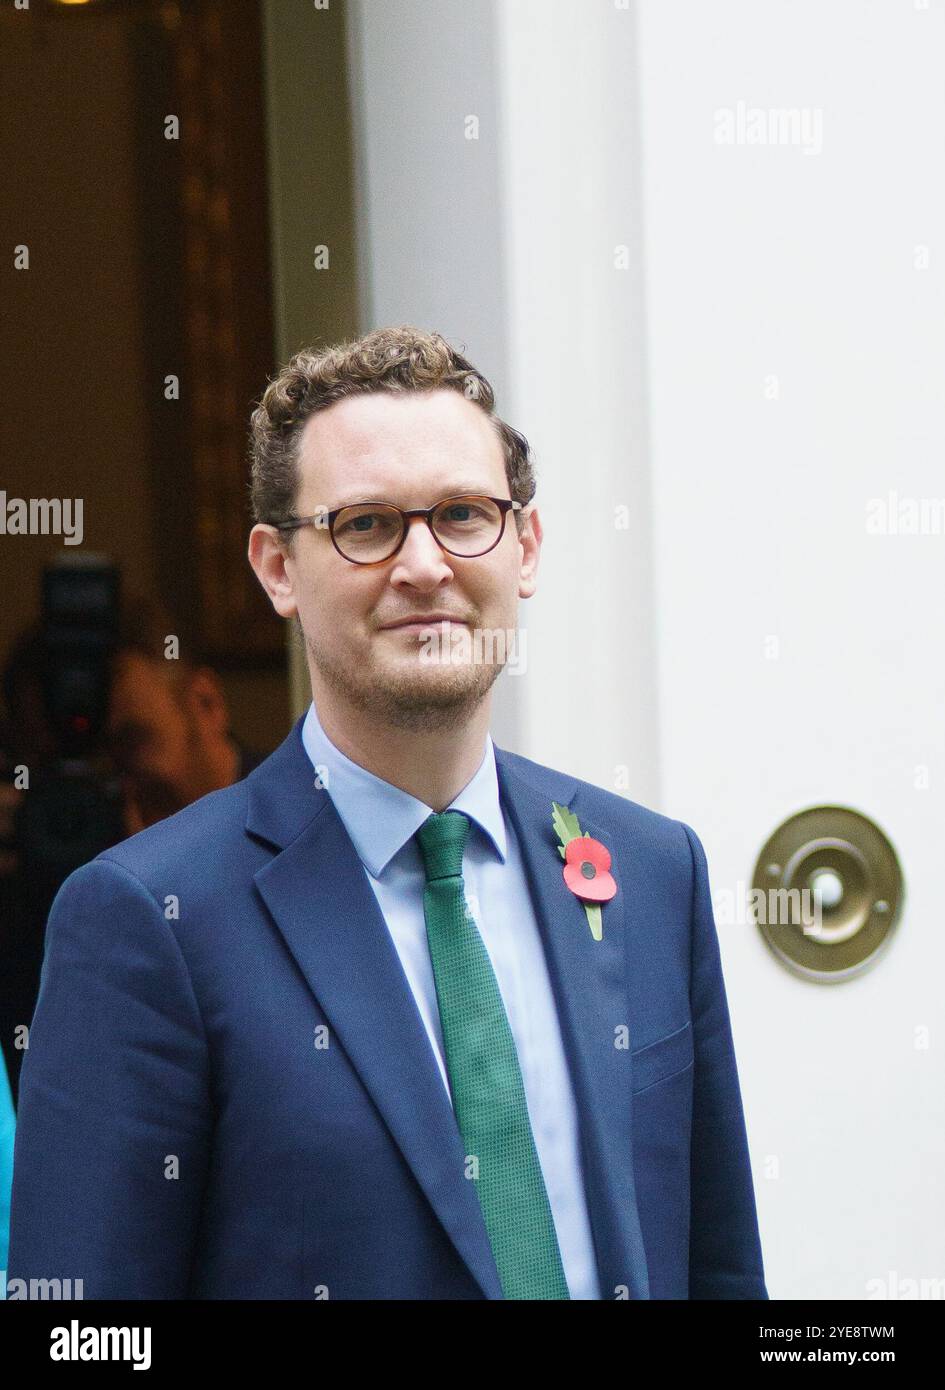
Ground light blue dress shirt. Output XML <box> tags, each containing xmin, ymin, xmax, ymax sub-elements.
<box><xmin>300</xmin><ymin>699</ymin><xmax>601</xmax><ymax>1299</ymax></box>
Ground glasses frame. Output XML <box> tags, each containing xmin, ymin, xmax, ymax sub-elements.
<box><xmin>273</xmin><ymin>494</ymin><xmax>524</xmax><ymax>565</ymax></box>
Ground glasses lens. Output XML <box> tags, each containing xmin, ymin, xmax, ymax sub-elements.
<box><xmin>332</xmin><ymin>504</ymin><xmax>404</xmax><ymax>561</ymax></box>
<box><xmin>431</xmin><ymin>496</ymin><xmax>503</xmax><ymax>555</ymax></box>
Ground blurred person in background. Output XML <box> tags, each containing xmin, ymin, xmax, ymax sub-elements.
<box><xmin>104</xmin><ymin>598</ymin><xmax>266</xmax><ymax>832</ymax></box>
<box><xmin>0</xmin><ymin>596</ymin><xmax>265</xmax><ymax>1105</ymax></box>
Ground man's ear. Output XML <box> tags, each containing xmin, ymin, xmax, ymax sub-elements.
<box><xmin>518</xmin><ymin>506</ymin><xmax>542</xmax><ymax>600</ymax></box>
<box><xmin>248</xmin><ymin>524</ymin><xmax>299</xmax><ymax>619</ymax></box>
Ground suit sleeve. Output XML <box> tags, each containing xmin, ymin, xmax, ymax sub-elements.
<box><xmin>681</xmin><ymin>822</ymin><xmax>768</xmax><ymax>1299</ymax></box>
<box><xmin>7</xmin><ymin>856</ymin><xmax>211</xmax><ymax>1299</ymax></box>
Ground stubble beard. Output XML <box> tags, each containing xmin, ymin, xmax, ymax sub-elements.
<box><xmin>305</xmin><ymin>628</ymin><xmax>506</xmax><ymax>733</ymax></box>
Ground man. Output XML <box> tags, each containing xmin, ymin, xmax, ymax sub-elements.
<box><xmin>1</xmin><ymin>599</ymin><xmax>263</xmax><ymax>836</ymax></box>
<box><xmin>0</xmin><ymin>601</ymin><xmax>264</xmax><ymax>1106</ymax></box>
<box><xmin>8</xmin><ymin>326</ymin><xmax>767</xmax><ymax>1299</ymax></box>
<box><xmin>103</xmin><ymin>597</ymin><xmax>268</xmax><ymax>831</ymax></box>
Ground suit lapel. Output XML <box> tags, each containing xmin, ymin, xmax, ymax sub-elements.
<box><xmin>244</xmin><ymin>717</ymin><xmax>648</xmax><ymax>1300</ymax></box>
<box><xmin>246</xmin><ymin>718</ymin><xmax>503</xmax><ymax>1300</ymax></box>
<box><xmin>493</xmin><ymin>748</ymin><xmax>650</xmax><ymax>1300</ymax></box>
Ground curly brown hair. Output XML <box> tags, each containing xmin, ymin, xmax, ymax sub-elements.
<box><xmin>246</xmin><ymin>325</ymin><xmax>536</xmax><ymax>546</ymax></box>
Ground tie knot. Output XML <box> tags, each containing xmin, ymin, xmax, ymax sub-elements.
<box><xmin>416</xmin><ymin>810</ymin><xmax>470</xmax><ymax>881</ymax></box>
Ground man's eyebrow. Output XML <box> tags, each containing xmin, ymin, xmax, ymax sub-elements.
<box><xmin>330</xmin><ymin>484</ymin><xmax>501</xmax><ymax>510</ymax></box>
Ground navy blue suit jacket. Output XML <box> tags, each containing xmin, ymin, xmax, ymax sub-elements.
<box><xmin>8</xmin><ymin>714</ymin><xmax>767</xmax><ymax>1299</ymax></box>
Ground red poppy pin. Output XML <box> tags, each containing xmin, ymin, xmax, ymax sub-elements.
<box><xmin>551</xmin><ymin>801</ymin><xmax>616</xmax><ymax>941</ymax></box>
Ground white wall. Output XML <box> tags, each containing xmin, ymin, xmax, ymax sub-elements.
<box><xmin>636</xmin><ymin>0</ymin><xmax>945</xmax><ymax>1298</ymax></box>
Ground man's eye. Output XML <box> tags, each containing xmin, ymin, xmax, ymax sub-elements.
<box><xmin>337</xmin><ymin>512</ymin><xmax>397</xmax><ymax>534</ymax></box>
<box><xmin>337</xmin><ymin>513</ymin><xmax>372</xmax><ymax>533</ymax></box>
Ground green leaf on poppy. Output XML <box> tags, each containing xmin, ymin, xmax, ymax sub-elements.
<box><xmin>584</xmin><ymin>903</ymin><xmax>603</xmax><ymax>941</ymax></box>
<box><xmin>551</xmin><ymin>800</ymin><xmax>583</xmax><ymax>853</ymax></box>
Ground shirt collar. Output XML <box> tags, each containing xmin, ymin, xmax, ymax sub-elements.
<box><xmin>300</xmin><ymin>699</ymin><xmax>508</xmax><ymax>877</ymax></box>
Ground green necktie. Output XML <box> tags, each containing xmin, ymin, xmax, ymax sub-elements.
<box><xmin>415</xmin><ymin>809</ymin><xmax>571</xmax><ymax>1300</ymax></box>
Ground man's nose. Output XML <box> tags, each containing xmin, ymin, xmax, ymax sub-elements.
<box><xmin>389</xmin><ymin>515</ymin><xmax>455</xmax><ymax>580</ymax></box>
